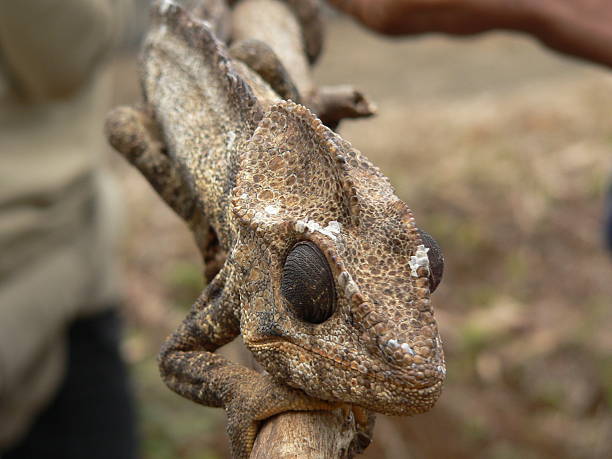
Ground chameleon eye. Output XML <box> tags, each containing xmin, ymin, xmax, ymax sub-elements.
<box><xmin>417</xmin><ymin>229</ymin><xmax>444</xmax><ymax>293</ymax></box>
<box><xmin>281</xmin><ymin>241</ymin><xmax>337</xmax><ymax>324</ymax></box>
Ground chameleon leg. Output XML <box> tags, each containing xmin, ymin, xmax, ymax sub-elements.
<box><xmin>228</xmin><ymin>37</ymin><xmax>375</xmax><ymax>128</ymax></box>
<box><xmin>229</xmin><ymin>38</ymin><xmax>301</xmax><ymax>102</ymax></box>
<box><xmin>159</xmin><ymin>265</ymin><xmax>338</xmax><ymax>458</ymax></box>
<box><xmin>104</xmin><ymin>105</ymin><xmax>197</xmax><ymax>223</ymax></box>
<box><xmin>158</xmin><ymin>265</ymin><xmax>242</xmax><ymax>407</ymax></box>
<box><xmin>105</xmin><ymin>104</ymin><xmax>218</xmax><ymax>260</ymax></box>
<box><xmin>351</xmin><ymin>406</ymin><xmax>376</xmax><ymax>454</ymax></box>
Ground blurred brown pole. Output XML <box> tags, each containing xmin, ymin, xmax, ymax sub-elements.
<box><xmin>251</xmin><ymin>409</ymin><xmax>357</xmax><ymax>458</ymax></box>
<box><xmin>229</xmin><ymin>0</ymin><xmax>364</xmax><ymax>456</ymax></box>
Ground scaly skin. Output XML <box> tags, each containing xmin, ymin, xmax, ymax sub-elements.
<box><xmin>105</xmin><ymin>1</ymin><xmax>445</xmax><ymax>457</ymax></box>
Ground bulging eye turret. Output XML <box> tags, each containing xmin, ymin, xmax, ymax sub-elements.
<box><xmin>417</xmin><ymin>229</ymin><xmax>444</xmax><ymax>292</ymax></box>
<box><xmin>281</xmin><ymin>241</ymin><xmax>337</xmax><ymax>324</ymax></box>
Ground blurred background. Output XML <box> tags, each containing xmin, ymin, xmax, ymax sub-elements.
<box><xmin>108</xmin><ymin>7</ymin><xmax>612</xmax><ymax>459</ymax></box>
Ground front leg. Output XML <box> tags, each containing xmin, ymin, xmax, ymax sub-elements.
<box><xmin>159</xmin><ymin>264</ymin><xmax>337</xmax><ymax>458</ymax></box>
<box><xmin>105</xmin><ymin>105</ymin><xmax>222</xmax><ymax>275</ymax></box>
<box><xmin>105</xmin><ymin>105</ymin><xmax>197</xmax><ymax>223</ymax></box>
<box><xmin>230</xmin><ymin>38</ymin><xmax>301</xmax><ymax>102</ymax></box>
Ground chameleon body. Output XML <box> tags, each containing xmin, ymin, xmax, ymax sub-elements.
<box><xmin>106</xmin><ymin>1</ymin><xmax>445</xmax><ymax>457</ymax></box>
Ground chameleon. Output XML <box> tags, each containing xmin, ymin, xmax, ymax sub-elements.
<box><xmin>105</xmin><ymin>0</ymin><xmax>446</xmax><ymax>457</ymax></box>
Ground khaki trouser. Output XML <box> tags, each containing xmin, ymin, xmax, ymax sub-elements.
<box><xmin>0</xmin><ymin>0</ymin><xmax>127</xmax><ymax>446</ymax></box>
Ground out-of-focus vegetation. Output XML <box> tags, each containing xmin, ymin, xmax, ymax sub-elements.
<box><xmin>111</xmin><ymin>16</ymin><xmax>612</xmax><ymax>459</ymax></box>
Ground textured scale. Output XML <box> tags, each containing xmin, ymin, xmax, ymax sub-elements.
<box><xmin>105</xmin><ymin>1</ymin><xmax>446</xmax><ymax>457</ymax></box>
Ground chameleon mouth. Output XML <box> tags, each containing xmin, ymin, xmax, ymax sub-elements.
<box><xmin>250</xmin><ymin>337</ymin><xmax>444</xmax><ymax>415</ymax></box>
<box><xmin>248</xmin><ymin>337</ymin><xmax>445</xmax><ymax>392</ymax></box>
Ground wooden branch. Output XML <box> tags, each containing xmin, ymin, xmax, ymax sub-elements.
<box><xmin>228</xmin><ymin>3</ymin><xmax>371</xmax><ymax>455</ymax></box>
<box><xmin>228</xmin><ymin>2</ymin><xmax>364</xmax><ymax>456</ymax></box>
<box><xmin>241</xmin><ymin>362</ymin><xmax>368</xmax><ymax>458</ymax></box>
<box><xmin>251</xmin><ymin>409</ymin><xmax>357</xmax><ymax>458</ymax></box>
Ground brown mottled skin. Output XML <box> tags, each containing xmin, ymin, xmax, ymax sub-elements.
<box><xmin>105</xmin><ymin>1</ymin><xmax>445</xmax><ymax>457</ymax></box>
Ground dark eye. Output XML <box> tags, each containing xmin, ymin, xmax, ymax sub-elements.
<box><xmin>417</xmin><ymin>229</ymin><xmax>444</xmax><ymax>292</ymax></box>
<box><xmin>281</xmin><ymin>241</ymin><xmax>337</xmax><ymax>324</ymax></box>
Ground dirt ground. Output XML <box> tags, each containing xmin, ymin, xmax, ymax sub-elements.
<box><xmin>111</xmin><ymin>13</ymin><xmax>612</xmax><ymax>459</ymax></box>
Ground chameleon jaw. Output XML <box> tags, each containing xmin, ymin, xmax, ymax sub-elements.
<box><xmin>247</xmin><ymin>335</ymin><xmax>445</xmax><ymax>415</ymax></box>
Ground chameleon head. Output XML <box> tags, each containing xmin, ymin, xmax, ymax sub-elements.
<box><xmin>231</xmin><ymin>100</ymin><xmax>445</xmax><ymax>415</ymax></box>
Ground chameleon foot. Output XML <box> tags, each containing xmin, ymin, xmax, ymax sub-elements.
<box><xmin>224</xmin><ymin>372</ymin><xmax>339</xmax><ymax>458</ymax></box>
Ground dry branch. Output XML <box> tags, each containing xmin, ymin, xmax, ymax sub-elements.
<box><xmin>228</xmin><ymin>1</ymin><xmax>372</xmax><ymax>456</ymax></box>
<box><xmin>251</xmin><ymin>409</ymin><xmax>358</xmax><ymax>458</ymax></box>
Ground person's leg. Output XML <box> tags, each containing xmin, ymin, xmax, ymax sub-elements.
<box><xmin>4</xmin><ymin>307</ymin><xmax>138</xmax><ymax>459</ymax></box>
<box><xmin>605</xmin><ymin>181</ymin><xmax>612</xmax><ymax>252</ymax></box>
